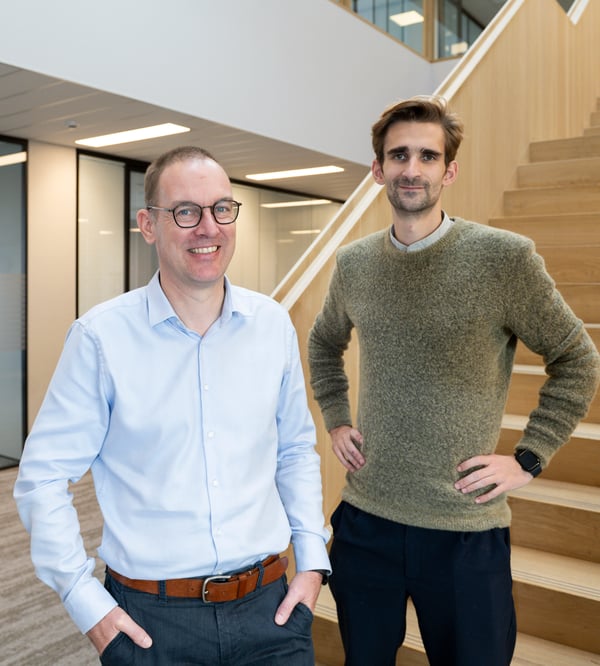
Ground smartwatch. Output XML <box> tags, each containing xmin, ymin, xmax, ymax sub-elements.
<box><xmin>514</xmin><ymin>448</ymin><xmax>542</xmax><ymax>477</ymax></box>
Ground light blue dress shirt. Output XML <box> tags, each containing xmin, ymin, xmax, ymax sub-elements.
<box><xmin>14</xmin><ymin>273</ymin><xmax>330</xmax><ymax>634</ymax></box>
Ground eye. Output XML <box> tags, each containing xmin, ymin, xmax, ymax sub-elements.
<box><xmin>214</xmin><ymin>201</ymin><xmax>233</xmax><ymax>215</ymax></box>
<box><xmin>176</xmin><ymin>205</ymin><xmax>195</xmax><ymax>217</ymax></box>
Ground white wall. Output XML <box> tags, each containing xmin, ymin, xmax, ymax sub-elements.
<box><xmin>27</xmin><ymin>142</ymin><xmax>77</xmax><ymax>425</ymax></box>
<box><xmin>0</xmin><ymin>0</ymin><xmax>454</xmax><ymax>166</ymax></box>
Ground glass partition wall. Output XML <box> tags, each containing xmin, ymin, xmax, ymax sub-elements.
<box><xmin>0</xmin><ymin>138</ymin><xmax>26</xmax><ymax>468</ymax></box>
<box><xmin>78</xmin><ymin>152</ymin><xmax>342</xmax><ymax>315</ymax></box>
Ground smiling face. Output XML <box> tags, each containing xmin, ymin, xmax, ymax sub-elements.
<box><xmin>137</xmin><ymin>157</ymin><xmax>236</xmax><ymax>297</ymax></box>
<box><xmin>372</xmin><ymin>121</ymin><xmax>457</xmax><ymax>220</ymax></box>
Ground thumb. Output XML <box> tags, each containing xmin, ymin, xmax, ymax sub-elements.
<box><xmin>274</xmin><ymin>596</ymin><xmax>295</xmax><ymax>626</ymax></box>
<box><xmin>121</xmin><ymin>615</ymin><xmax>153</xmax><ymax>649</ymax></box>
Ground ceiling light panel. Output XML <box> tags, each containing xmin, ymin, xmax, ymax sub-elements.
<box><xmin>0</xmin><ymin>151</ymin><xmax>27</xmax><ymax>167</ymax></box>
<box><xmin>390</xmin><ymin>10</ymin><xmax>424</xmax><ymax>27</ymax></box>
<box><xmin>261</xmin><ymin>199</ymin><xmax>332</xmax><ymax>209</ymax></box>
<box><xmin>75</xmin><ymin>123</ymin><xmax>190</xmax><ymax>148</ymax></box>
<box><xmin>246</xmin><ymin>166</ymin><xmax>344</xmax><ymax>181</ymax></box>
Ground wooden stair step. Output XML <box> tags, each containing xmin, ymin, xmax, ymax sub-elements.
<box><xmin>516</xmin><ymin>156</ymin><xmax>600</xmax><ymax>188</ymax></box>
<box><xmin>591</xmin><ymin>110</ymin><xmax>600</xmax><ymax>126</ymax></box>
<box><xmin>556</xmin><ymin>284</ymin><xmax>600</xmax><ymax>322</ymax></box>
<box><xmin>313</xmin><ymin>581</ymin><xmax>600</xmax><ymax>665</ymax></box>
<box><xmin>535</xmin><ymin>245</ymin><xmax>600</xmax><ymax>283</ymax></box>
<box><xmin>499</xmin><ymin>415</ymin><xmax>600</xmax><ymax>487</ymax></box>
<box><xmin>585</xmin><ymin>126</ymin><xmax>600</xmax><ymax>137</ymax></box>
<box><xmin>536</xmin><ymin>244</ymin><xmax>600</xmax><ymax>283</ymax></box>
<box><xmin>511</xmin><ymin>546</ymin><xmax>600</xmax><ymax>653</ymax></box>
<box><xmin>529</xmin><ymin>135</ymin><xmax>600</xmax><ymax>162</ymax></box>
<box><xmin>515</xmin><ymin>326</ymin><xmax>600</xmax><ymax>365</ymax></box>
<box><xmin>489</xmin><ymin>212</ymin><xmax>600</xmax><ymax>246</ymax></box>
<box><xmin>503</xmin><ymin>184</ymin><xmax>600</xmax><ymax>216</ymax></box>
<box><xmin>506</xmin><ymin>364</ymin><xmax>600</xmax><ymax>423</ymax></box>
<box><xmin>511</xmin><ymin>633</ymin><xmax>600</xmax><ymax>666</ymax></box>
<box><xmin>508</xmin><ymin>478</ymin><xmax>600</xmax><ymax>562</ymax></box>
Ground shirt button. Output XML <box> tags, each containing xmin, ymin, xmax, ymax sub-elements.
<box><xmin>212</xmin><ymin>479</ymin><xmax>219</xmax><ymax>487</ymax></box>
<box><xmin>203</xmin><ymin>384</ymin><xmax>209</xmax><ymax>390</ymax></box>
<box><xmin>207</xmin><ymin>431</ymin><xmax>215</xmax><ymax>439</ymax></box>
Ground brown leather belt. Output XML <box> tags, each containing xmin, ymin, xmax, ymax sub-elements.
<box><xmin>107</xmin><ymin>554</ymin><xmax>288</xmax><ymax>603</ymax></box>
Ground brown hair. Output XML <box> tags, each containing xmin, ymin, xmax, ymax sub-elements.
<box><xmin>144</xmin><ymin>146</ymin><xmax>218</xmax><ymax>204</ymax></box>
<box><xmin>371</xmin><ymin>95</ymin><xmax>464</xmax><ymax>166</ymax></box>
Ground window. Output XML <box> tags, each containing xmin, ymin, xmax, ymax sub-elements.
<box><xmin>0</xmin><ymin>138</ymin><xmax>26</xmax><ymax>467</ymax></box>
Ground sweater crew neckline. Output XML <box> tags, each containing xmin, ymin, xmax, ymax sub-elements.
<box><xmin>384</xmin><ymin>217</ymin><xmax>465</xmax><ymax>262</ymax></box>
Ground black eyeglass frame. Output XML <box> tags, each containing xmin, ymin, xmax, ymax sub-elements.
<box><xmin>146</xmin><ymin>199</ymin><xmax>242</xmax><ymax>227</ymax></box>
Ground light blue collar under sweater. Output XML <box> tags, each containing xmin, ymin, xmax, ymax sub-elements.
<box><xmin>389</xmin><ymin>211</ymin><xmax>454</xmax><ymax>252</ymax></box>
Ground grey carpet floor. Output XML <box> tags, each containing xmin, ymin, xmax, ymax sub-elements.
<box><xmin>1</xmin><ymin>466</ymin><xmax>102</xmax><ymax>665</ymax></box>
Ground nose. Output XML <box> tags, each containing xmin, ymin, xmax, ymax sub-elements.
<box><xmin>192</xmin><ymin>207</ymin><xmax>220</xmax><ymax>234</ymax></box>
<box><xmin>402</xmin><ymin>156</ymin><xmax>422</xmax><ymax>179</ymax></box>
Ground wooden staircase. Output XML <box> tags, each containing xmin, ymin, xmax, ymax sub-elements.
<box><xmin>312</xmin><ymin>100</ymin><xmax>600</xmax><ymax>664</ymax></box>
<box><xmin>490</xmin><ymin>96</ymin><xmax>600</xmax><ymax>662</ymax></box>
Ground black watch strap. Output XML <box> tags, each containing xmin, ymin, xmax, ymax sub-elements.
<box><xmin>514</xmin><ymin>448</ymin><xmax>542</xmax><ymax>477</ymax></box>
<box><xmin>310</xmin><ymin>569</ymin><xmax>330</xmax><ymax>585</ymax></box>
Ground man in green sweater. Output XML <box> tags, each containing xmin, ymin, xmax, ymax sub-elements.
<box><xmin>307</xmin><ymin>96</ymin><xmax>600</xmax><ymax>666</ymax></box>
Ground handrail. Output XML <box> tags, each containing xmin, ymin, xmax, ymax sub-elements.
<box><xmin>569</xmin><ymin>0</ymin><xmax>589</xmax><ymax>23</ymax></box>
<box><xmin>436</xmin><ymin>0</ymin><xmax>525</xmax><ymax>100</ymax></box>
<box><xmin>278</xmin><ymin>176</ymin><xmax>379</xmax><ymax>311</ymax></box>
<box><xmin>271</xmin><ymin>169</ymin><xmax>372</xmax><ymax>305</ymax></box>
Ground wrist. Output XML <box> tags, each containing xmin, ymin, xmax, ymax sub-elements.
<box><xmin>309</xmin><ymin>569</ymin><xmax>330</xmax><ymax>585</ymax></box>
<box><xmin>514</xmin><ymin>448</ymin><xmax>542</xmax><ymax>477</ymax></box>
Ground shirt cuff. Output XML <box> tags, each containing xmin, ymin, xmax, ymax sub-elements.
<box><xmin>63</xmin><ymin>573</ymin><xmax>118</xmax><ymax>634</ymax></box>
<box><xmin>292</xmin><ymin>532</ymin><xmax>331</xmax><ymax>575</ymax></box>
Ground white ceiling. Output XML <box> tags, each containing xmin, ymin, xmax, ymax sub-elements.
<box><xmin>0</xmin><ymin>63</ymin><xmax>369</xmax><ymax>202</ymax></box>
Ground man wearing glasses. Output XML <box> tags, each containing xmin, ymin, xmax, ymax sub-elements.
<box><xmin>14</xmin><ymin>146</ymin><xmax>330</xmax><ymax>665</ymax></box>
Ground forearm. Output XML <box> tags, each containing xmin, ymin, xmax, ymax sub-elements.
<box><xmin>276</xmin><ymin>448</ymin><xmax>331</xmax><ymax>572</ymax></box>
<box><xmin>308</xmin><ymin>319</ymin><xmax>354</xmax><ymax>431</ymax></box>
<box><xmin>15</xmin><ymin>478</ymin><xmax>117</xmax><ymax>633</ymax></box>
<box><xmin>276</xmin><ymin>333</ymin><xmax>331</xmax><ymax>572</ymax></box>
<box><xmin>520</xmin><ymin>326</ymin><xmax>600</xmax><ymax>464</ymax></box>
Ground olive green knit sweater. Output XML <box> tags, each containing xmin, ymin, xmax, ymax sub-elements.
<box><xmin>308</xmin><ymin>219</ymin><xmax>600</xmax><ymax>531</ymax></box>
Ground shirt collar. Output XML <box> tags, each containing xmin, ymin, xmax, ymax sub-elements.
<box><xmin>147</xmin><ymin>272</ymin><xmax>250</xmax><ymax>328</ymax></box>
<box><xmin>390</xmin><ymin>212</ymin><xmax>454</xmax><ymax>252</ymax></box>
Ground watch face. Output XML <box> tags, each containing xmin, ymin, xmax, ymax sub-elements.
<box><xmin>517</xmin><ymin>449</ymin><xmax>540</xmax><ymax>472</ymax></box>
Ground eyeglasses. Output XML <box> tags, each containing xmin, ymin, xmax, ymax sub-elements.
<box><xmin>147</xmin><ymin>199</ymin><xmax>242</xmax><ymax>227</ymax></box>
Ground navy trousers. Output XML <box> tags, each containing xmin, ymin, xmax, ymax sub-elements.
<box><xmin>329</xmin><ymin>501</ymin><xmax>516</xmax><ymax>666</ymax></box>
<box><xmin>100</xmin><ymin>569</ymin><xmax>314</xmax><ymax>665</ymax></box>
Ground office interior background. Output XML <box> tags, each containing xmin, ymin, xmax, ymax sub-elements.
<box><xmin>0</xmin><ymin>0</ymin><xmax>580</xmax><ymax>465</ymax></box>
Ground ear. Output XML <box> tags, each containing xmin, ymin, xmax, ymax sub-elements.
<box><xmin>137</xmin><ymin>208</ymin><xmax>156</xmax><ymax>245</ymax></box>
<box><xmin>372</xmin><ymin>159</ymin><xmax>385</xmax><ymax>185</ymax></box>
<box><xmin>442</xmin><ymin>160</ymin><xmax>458</xmax><ymax>186</ymax></box>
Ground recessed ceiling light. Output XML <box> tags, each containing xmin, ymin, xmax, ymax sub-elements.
<box><xmin>75</xmin><ymin>123</ymin><xmax>190</xmax><ymax>148</ymax></box>
<box><xmin>246</xmin><ymin>166</ymin><xmax>344</xmax><ymax>181</ymax></box>
<box><xmin>451</xmin><ymin>41</ymin><xmax>469</xmax><ymax>55</ymax></box>
<box><xmin>261</xmin><ymin>199</ymin><xmax>332</xmax><ymax>209</ymax></box>
<box><xmin>289</xmin><ymin>229</ymin><xmax>322</xmax><ymax>235</ymax></box>
<box><xmin>390</xmin><ymin>10</ymin><xmax>424</xmax><ymax>27</ymax></box>
<box><xmin>0</xmin><ymin>151</ymin><xmax>27</xmax><ymax>167</ymax></box>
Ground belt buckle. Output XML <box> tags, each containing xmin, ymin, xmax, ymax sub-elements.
<box><xmin>201</xmin><ymin>574</ymin><xmax>232</xmax><ymax>603</ymax></box>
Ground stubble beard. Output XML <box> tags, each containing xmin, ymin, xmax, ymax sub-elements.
<box><xmin>387</xmin><ymin>178</ymin><xmax>438</xmax><ymax>215</ymax></box>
